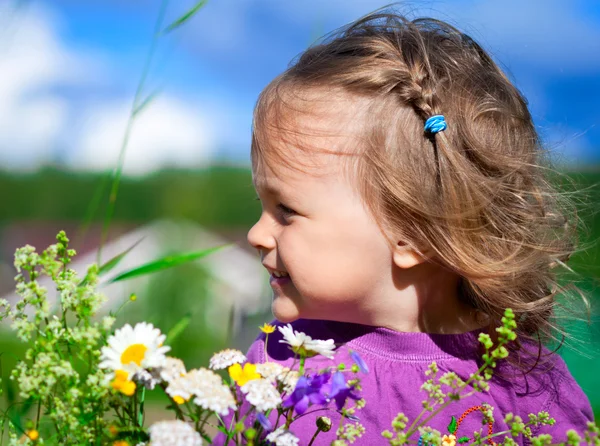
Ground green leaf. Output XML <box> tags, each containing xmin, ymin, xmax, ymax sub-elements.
<box><xmin>109</xmin><ymin>244</ymin><xmax>229</xmax><ymax>282</ymax></box>
<box><xmin>458</xmin><ymin>437</ymin><xmax>470</xmax><ymax>444</ymax></box>
<box><xmin>165</xmin><ymin>314</ymin><xmax>191</xmax><ymax>345</ymax></box>
<box><xmin>99</xmin><ymin>237</ymin><xmax>145</xmax><ymax>277</ymax></box>
<box><xmin>448</xmin><ymin>415</ymin><xmax>458</xmax><ymax>434</ymax></box>
<box><xmin>163</xmin><ymin>0</ymin><xmax>208</xmax><ymax>34</ymax></box>
<box><xmin>138</xmin><ymin>387</ymin><xmax>146</xmax><ymax>427</ymax></box>
<box><xmin>79</xmin><ymin>237</ymin><xmax>145</xmax><ymax>286</ymax></box>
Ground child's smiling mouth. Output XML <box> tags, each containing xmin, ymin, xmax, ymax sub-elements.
<box><xmin>263</xmin><ymin>265</ymin><xmax>292</xmax><ymax>287</ymax></box>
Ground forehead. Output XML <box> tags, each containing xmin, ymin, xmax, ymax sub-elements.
<box><xmin>251</xmin><ymin>85</ymin><xmax>369</xmax><ymax>189</ymax></box>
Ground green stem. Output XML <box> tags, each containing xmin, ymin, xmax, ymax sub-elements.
<box><xmin>138</xmin><ymin>387</ymin><xmax>146</xmax><ymax>427</ymax></box>
<box><xmin>285</xmin><ymin>408</ymin><xmax>293</xmax><ymax>429</ymax></box>
<box><xmin>35</xmin><ymin>399</ymin><xmax>41</xmax><ymax>430</ymax></box>
<box><xmin>308</xmin><ymin>427</ymin><xmax>323</xmax><ymax>446</ymax></box>
<box><xmin>160</xmin><ymin>383</ymin><xmax>185</xmax><ymax>420</ymax></box>
<box><xmin>97</xmin><ymin>0</ymin><xmax>170</xmax><ymax>264</ymax></box>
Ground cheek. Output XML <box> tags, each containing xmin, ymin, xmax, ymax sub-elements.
<box><xmin>284</xmin><ymin>225</ymin><xmax>387</xmax><ymax>295</ymax></box>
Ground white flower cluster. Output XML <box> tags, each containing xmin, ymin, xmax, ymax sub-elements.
<box><xmin>240</xmin><ymin>378</ymin><xmax>282</xmax><ymax>412</ymax></box>
<box><xmin>166</xmin><ymin>368</ymin><xmax>236</xmax><ymax>416</ymax></box>
<box><xmin>256</xmin><ymin>362</ymin><xmax>299</xmax><ymax>393</ymax></box>
<box><xmin>149</xmin><ymin>420</ymin><xmax>203</xmax><ymax>446</ymax></box>
<box><xmin>159</xmin><ymin>356</ymin><xmax>187</xmax><ymax>383</ymax></box>
<box><xmin>265</xmin><ymin>427</ymin><xmax>300</xmax><ymax>446</ymax></box>
<box><xmin>209</xmin><ymin>349</ymin><xmax>247</xmax><ymax>370</ymax></box>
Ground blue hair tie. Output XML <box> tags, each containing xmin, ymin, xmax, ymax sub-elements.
<box><xmin>424</xmin><ymin>114</ymin><xmax>447</xmax><ymax>134</ymax></box>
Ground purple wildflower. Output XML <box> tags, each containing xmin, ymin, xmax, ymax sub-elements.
<box><xmin>327</xmin><ymin>371</ymin><xmax>360</xmax><ymax>411</ymax></box>
<box><xmin>257</xmin><ymin>412</ymin><xmax>272</xmax><ymax>431</ymax></box>
<box><xmin>349</xmin><ymin>350</ymin><xmax>369</xmax><ymax>374</ymax></box>
<box><xmin>282</xmin><ymin>372</ymin><xmax>330</xmax><ymax>415</ymax></box>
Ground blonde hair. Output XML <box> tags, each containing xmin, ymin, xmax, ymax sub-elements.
<box><xmin>251</xmin><ymin>10</ymin><xmax>593</xmax><ymax>369</ymax></box>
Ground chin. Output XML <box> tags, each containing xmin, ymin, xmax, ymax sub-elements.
<box><xmin>271</xmin><ymin>297</ymin><xmax>302</xmax><ymax>323</ymax></box>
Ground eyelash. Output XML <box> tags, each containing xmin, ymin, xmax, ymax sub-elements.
<box><xmin>277</xmin><ymin>204</ymin><xmax>296</xmax><ymax>216</ymax></box>
<box><xmin>255</xmin><ymin>197</ymin><xmax>296</xmax><ymax>217</ymax></box>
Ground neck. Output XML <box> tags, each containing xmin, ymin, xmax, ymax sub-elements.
<box><xmin>363</xmin><ymin>262</ymin><xmax>487</xmax><ymax>334</ymax></box>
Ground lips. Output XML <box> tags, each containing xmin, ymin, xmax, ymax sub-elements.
<box><xmin>269</xmin><ymin>273</ymin><xmax>291</xmax><ymax>287</ymax></box>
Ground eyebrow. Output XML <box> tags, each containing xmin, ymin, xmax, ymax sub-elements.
<box><xmin>253</xmin><ymin>181</ymin><xmax>280</xmax><ymax>197</ymax></box>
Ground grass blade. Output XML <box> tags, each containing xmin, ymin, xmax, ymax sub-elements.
<box><xmin>99</xmin><ymin>237</ymin><xmax>145</xmax><ymax>277</ymax></box>
<box><xmin>165</xmin><ymin>314</ymin><xmax>191</xmax><ymax>345</ymax></box>
<box><xmin>80</xmin><ymin>237</ymin><xmax>145</xmax><ymax>287</ymax></box>
<box><xmin>109</xmin><ymin>244</ymin><xmax>229</xmax><ymax>283</ymax></box>
<box><xmin>163</xmin><ymin>0</ymin><xmax>208</xmax><ymax>34</ymax></box>
<box><xmin>133</xmin><ymin>89</ymin><xmax>161</xmax><ymax>117</ymax></box>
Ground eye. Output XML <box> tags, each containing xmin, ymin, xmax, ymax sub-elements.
<box><xmin>276</xmin><ymin>203</ymin><xmax>296</xmax><ymax>217</ymax></box>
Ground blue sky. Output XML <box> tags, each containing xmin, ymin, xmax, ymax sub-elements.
<box><xmin>0</xmin><ymin>0</ymin><xmax>599</xmax><ymax>175</ymax></box>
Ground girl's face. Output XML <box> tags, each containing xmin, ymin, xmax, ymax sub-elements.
<box><xmin>248</xmin><ymin>99</ymin><xmax>395</xmax><ymax>324</ymax></box>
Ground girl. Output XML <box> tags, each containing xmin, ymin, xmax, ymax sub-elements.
<box><xmin>245</xmin><ymin>10</ymin><xmax>593</xmax><ymax>445</ymax></box>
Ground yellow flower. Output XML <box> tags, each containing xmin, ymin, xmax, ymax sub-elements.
<box><xmin>442</xmin><ymin>434</ymin><xmax>456</xmax><ymax>446</ymax></box>
<box><xmin>113</xmin><ymin>441</ymin><xmax>129</xmax><ymax>446</ymax></box>
<box><xmin>173</xmin><ymin>395</ymin><xmax>187</xmax><ymax>405</ymax></box>
<box><xmin>259</xmin><ymin>323</ymin><xmax>276</xmax><ymax>334</ymax></box>
<box><xmin>228</xmin><ymin>363</ymin><xmax>260</xmax><ymax>386</ymax></box>
<box><xmin>26</xmin><ymin>430</ymin><xmax>39</xmax><ymax>441</ymax></box>
<box><xmin>110</xmin><ymin>369</ymin><xmax>136</xmax><ymax>396</ymax></box>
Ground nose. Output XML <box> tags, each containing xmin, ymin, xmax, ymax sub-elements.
<box><xmin>247</xmin><ymin>213</ymin><xmax>276</xmax><ymax>253</ymax></box>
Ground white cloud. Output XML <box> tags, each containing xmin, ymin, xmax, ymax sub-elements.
<box><xmin>0</xmin><ymin>4</ymin><xmax>79</xmax><ymax>169</ymax></box>
<box><xmin>0</xmin><ymin>2</ymin><xmax>219</xmax><ymax>176</ymax></box>
<box><xmin>70</xmin><ymin>95</ymin><xmax>216</xmax><ymax>176</ymax></box>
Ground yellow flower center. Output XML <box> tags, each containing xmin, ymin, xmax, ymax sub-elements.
<box><xmin>26</xmin><ymin>430</ymin><xmax>39</xmax><ymax>441</ymax></box>
<box><xmin>173</xmin><ymin>395</ymin><xmax>186</xmax><ymax>405</ymax></box>
<box><xmin>228</xmin><ymin>363</ymin><xmax>260</xmax><ymax>386</ymax></box>
<box><xmin>120</xmin><ymin>343</ymin><xmax>147</xmax><ymax>366</ymax></box>
<box><xmin>442</xmin><ymin>434</ymin><xmax>456</xmax><ymax>446</ymax></box>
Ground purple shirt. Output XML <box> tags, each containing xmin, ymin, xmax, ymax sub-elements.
<box><xmin>218</xmin><ymin>319</ymin><xmax>593</xmax><ymax>445</ymax></box>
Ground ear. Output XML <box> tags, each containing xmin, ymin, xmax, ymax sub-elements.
<box><xmin>393</xmin><ymin>242</ymin><xmax>431</xmax><ymax>269</ymax></box>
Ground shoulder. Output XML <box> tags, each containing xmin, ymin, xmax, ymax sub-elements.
<box><xmin>502</xmin><ymin>347</ymin><xmax>594</xmax><ymax>443</ymax></box>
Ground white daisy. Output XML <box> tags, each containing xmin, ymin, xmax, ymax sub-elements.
<box><xmin>99</xmin><ymin>322</ymin><xmax>170</xmax><ymax>375</ymax></box>
<box><xmin>209</xmin><ymin>349</ymin><xmax>247</xmax><ymax>370</ymax></box>
<box><xmin>148</xmin><ymin>420</ymin><xmax>202</xmax><ymax>446</ymax></box>
<box><xmin>278</xmin><ymin>324</ymin><xmax>336</xmax><ymax>359</ymax></box>
<box><xmin>265</xmin><ymin>426</ymin><xmax>299</xmax><ymax>446</ymax></box>
<box><xmin>186</xmin><ymin>368</ymin><xmax>237</xmax><ymax>416</ymax></box>
<box><xmin>240</xmin><ymin>378</ymin><xmax>282</xmax><ymax>412</ymax></box>
<box><xmin>158</xmin><ymin>357</ymin><xmax>187</xmax><ymax>384</ymax></box>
